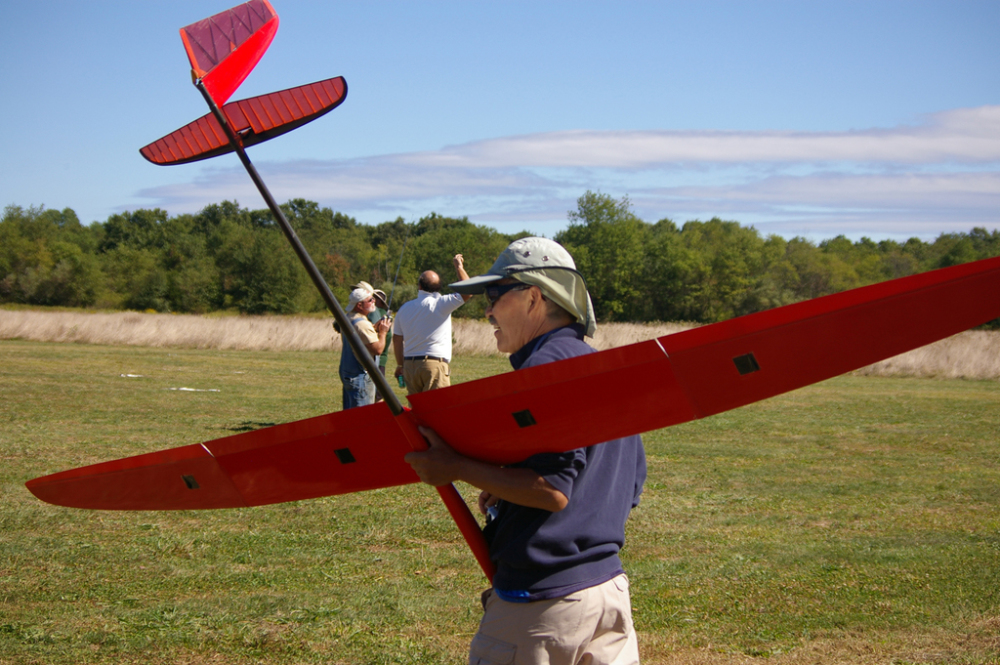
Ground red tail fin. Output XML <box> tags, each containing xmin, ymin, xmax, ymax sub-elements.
<box><xmin>179</xmin><ymin>0</ymin><xmax>279</xmax><ymax>105</ymax></box>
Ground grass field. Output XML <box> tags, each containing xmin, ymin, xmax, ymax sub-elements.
<box><xmin>2</xmin><ymin>340</ymin><xmax>999</xmax><ymax>664</ymax></box>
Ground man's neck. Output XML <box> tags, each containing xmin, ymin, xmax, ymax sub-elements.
<box><xmin>509</xmin><ymin>320</ymin><xmax>577</xmax><ymax>369</ymax></box>
<box><xmin>527</xmin><ymin>315</ymin><xmax>574</xmax><ymax>343</ymax></box>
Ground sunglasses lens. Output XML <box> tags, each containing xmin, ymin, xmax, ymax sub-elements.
<box><xmin>486</xmin><ymin>283</ymin><xmax>527</xmax><ymax>305</ymax></box>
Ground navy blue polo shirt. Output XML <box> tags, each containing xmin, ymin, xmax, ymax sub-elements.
<box><xmin>483</xmin><ymin>323</ymin><xmax>646</xmax><ymax>600</ymax></box>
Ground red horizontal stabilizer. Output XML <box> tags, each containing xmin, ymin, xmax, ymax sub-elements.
<box><xmin>140</xmin><ymin>77</ymin><xmax>347</xmax><ymax>166</ymax></box>
<box><xmin>180</xmin><ymin>0</ymin><xmax>279</xmax><ymax>105</ymax></box>
<box><xmin>25</xmin><ymin>256</ymin><xmax>1000</xmax><ymax>510</ymax></box>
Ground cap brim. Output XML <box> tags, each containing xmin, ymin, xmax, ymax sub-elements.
<box><xmin>449</xmin><ymin>273</ymin><xmax>504</xmax><ymax>294</ymax></box>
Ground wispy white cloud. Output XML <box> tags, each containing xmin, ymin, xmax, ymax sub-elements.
<box><xmin>135</xmin><ymin>106</ymin><xmax>1000</xmax><ymax>240</ymax></box>
<box><xmin>413</xmin><ymin>106</ymin><xmax>1000</xmax><ymax>167</ymax></box>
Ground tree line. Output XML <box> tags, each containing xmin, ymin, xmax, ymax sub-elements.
<box><xmin>2</xmin><ymin>192</ymin><xmax>998</xmax><ymax>326</ymax></box>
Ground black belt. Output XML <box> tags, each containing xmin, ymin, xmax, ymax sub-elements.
<box><xmin>404</xmin><ymin>355</ymin><xmax>447</xmax><ymax>362</ymax></box>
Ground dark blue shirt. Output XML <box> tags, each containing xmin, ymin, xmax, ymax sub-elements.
<box><xmin>484</xmin><ymin>324</ymin><xmax>646</xmax><ymax>600</ymax></box>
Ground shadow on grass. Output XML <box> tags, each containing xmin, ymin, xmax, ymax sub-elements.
<box><xmin>225</xmin><ymin>421</ymin><xmax>278</xmax><ymax>432</ymax></box>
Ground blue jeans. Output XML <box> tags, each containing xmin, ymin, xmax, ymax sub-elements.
<box><xmin>341</xmin><ymin>373</ymin><xmax>375</xmax><ymax>410</ymax></box>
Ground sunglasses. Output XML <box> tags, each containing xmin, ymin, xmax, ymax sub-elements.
<box><xmin>484</xmin><ymin>282</ymin><xmax>531</xmax><ymax>306</ymax></box>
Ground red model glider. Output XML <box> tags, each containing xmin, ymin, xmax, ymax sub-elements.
<box><xmin>24</xmin><ymin>2</ymin><xmax>1000</xmax><ymax>584</ymax></box>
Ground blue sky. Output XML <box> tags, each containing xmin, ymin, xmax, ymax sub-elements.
<box><xmin>2</xmin><ymin>1</ymin><xmax>998</xmax><ymax>242</ymax></box>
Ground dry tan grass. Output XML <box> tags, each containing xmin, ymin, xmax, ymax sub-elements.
<box><xmin>2</xmin><ymin>309</ymin><xmax>998</xmax><ymax>379</ymax></box>
<box><xmin>0</xmin><ymin>309</ymin><xmax>337</xmax><ymax>352</ymax></box>
<box><xmin>852</xmin><ymin>329</ymin><xmax>1000</xmax><ymax>380</ymax></box>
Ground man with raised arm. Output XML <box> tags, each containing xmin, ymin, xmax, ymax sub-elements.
<box><xmin>391</xmin><ymin>254</ymin><xmax>472</xmax><ymax>394</ymax></box>
<box><xmin>404</xmin><ymin>237</ymin><xmax>646</xmax><ymax>664</ymax></box>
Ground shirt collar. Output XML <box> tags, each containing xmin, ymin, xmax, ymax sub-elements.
<box><xmin>509</xmin><ymin>323</ymin><xmax>585</xmax><ymax>370</ymax></box>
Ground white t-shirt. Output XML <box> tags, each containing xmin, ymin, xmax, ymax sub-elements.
<box><xmin>392</xmin><ymin>291</ymin><xmax>466</xmax><ymax>361</ymax></box>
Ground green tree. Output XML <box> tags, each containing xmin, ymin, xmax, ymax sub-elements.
<box><xmin>275</xmin><ymin>199</ymin><xmax>376</xmax><ymax>308</ymax></box>
<box><xmin>877</xmin><ymin>239</ymin><xmax>921</xmax><ymax>280</ymax></box>
<box><xmin>160</xmin><ymin>214</ymin><xmax>221</xmax><ymax>313</ymax></box>
<box><xmin>781</xmin><ymin>238</ymin><xmax>859</xmax><ymax>300</ymax></box>
<box><xmin>99</xmin><ymin>209</ymin><xmax>169</xmax><ymax>252</ymax></box>
<box><xmin>213</xmin><ymin>218</ymin><xmax>303</xmax><ymax>314</ymax></box>
<box><xmin>101</xmin><ymin>246</ymin><xmax>168</xmax><ymax>311</ymax></box>
<box><xmin>5</xmin><ymin>197</ymin><xmax>997</xmax><ymax>324</ymax></box>
<box><xmin>556</xmin><ymin>192</ymin><xmax>648</xmax><ymax>321</ymax></box>
<box><xmin>0</xmin><ymin>205</ymin><xmax>104</xmax><ymax>306</ymax></box>
<box><xmin>666</xmin><ymin>218</ymin><xmax>768</xmax><ymax>322</ymax></box>
<box><xmin>639</xmin><ymin>218</ymin><xmax>692</xmax><ymax>322</ymax></box>
<box><xmin>742</xmin><ymin>234</ymin><xmax>802</xmax><ymax>313</ymax></box>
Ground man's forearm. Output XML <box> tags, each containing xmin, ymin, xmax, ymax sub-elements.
<box><xmin>368</xmin><ymin>330</ymin><xmax>387</xmax><ymax>357</ymax></box>
<box><xmin>457</xmin><ymin>459</ymin><xmax>568</xmax><ymax>513</ymax></box>
<box><xmin>454</xmin><ymin>260</ymin><xmax>471</xmax><ymax>301</ymax></box>
<box><xmin>405</xmin><ymin>426</ymin><xmax>569</xmax><ymax>512</ymax></box>
<box><xmin>392</xmin><ymin>335</ymin><xmax>405</xmax><ymax>366</ymax></box>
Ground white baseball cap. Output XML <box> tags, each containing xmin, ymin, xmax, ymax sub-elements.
<box><xmin>348</xmin><ymin>285</ymin><xmax>374</xmax><ymax>309</ymax></box>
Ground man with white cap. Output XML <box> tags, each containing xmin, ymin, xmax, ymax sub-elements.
<box><xmin>338</xmin><ymin>284</ymin><xmax>391</xmax><ymax>409</ymax></box>
<box><xmin>345</xmin><ymin>281</ymin><xmax>392</xmax><ymax>401</ymax></box>
<box><xmin>404</xmin><ymin>237</ymin><xmax>646</xmax><ymax>664</ymax></box>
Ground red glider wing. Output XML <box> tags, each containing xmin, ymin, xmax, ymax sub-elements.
<box><xmin>25</xmin><ymin>256</ymin><xmax>1000</xmax><ymax>510</ymax></box>
<box><xmin>180</xmin><ymin>0</ymin><xmax>279</xmax><ymax>105</ymax></box>
<box><xmin>410</xmin><ymin>253</ymin><xmax>1000</xmax><ymax>461</ymax></box>
<box><xmin>140</xmin><ymin>77</ymin><xmax>347</xmax><ymax>166</ymax></box>
<box><xmin>25</xmin><ymin>402</ymin><xmax>419</xmax><ymax>511</ymax></box>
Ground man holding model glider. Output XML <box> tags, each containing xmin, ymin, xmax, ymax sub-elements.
<box><xmin>405</xmin><ymin>238</ymin><xmax>646</xmax><ymax>664</ymax></box>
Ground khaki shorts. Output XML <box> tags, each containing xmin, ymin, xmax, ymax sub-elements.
<box><xmin>469</xmin><ymin>574</ymin><xmax>639</xmax><ymax>665</ymax></box>
<box><xmin>402</xmin><ymin>358</ymin><xmax>450</xmax><ymax>394</ymax></box>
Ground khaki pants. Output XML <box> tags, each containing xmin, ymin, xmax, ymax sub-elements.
<box><xmin>402</xmin><ymin>358</ymin><xmax>450</xmax><ymax>394</ymax></box>
<box><xmin>469</xmin><ymin>574</ymin><xmax>639</xmax><ymax>665</ymax></box>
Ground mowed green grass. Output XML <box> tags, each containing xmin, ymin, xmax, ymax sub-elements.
<box><xmin>2</xmin><ymin>339</ymin><xmax>998</xmax><ymax>664</ymax></box>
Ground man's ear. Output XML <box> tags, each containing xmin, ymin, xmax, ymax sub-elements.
<box><xmin>526</xmin><ymin>286</ymin><xmax>546</xmax><ymax>313</ymax></box>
